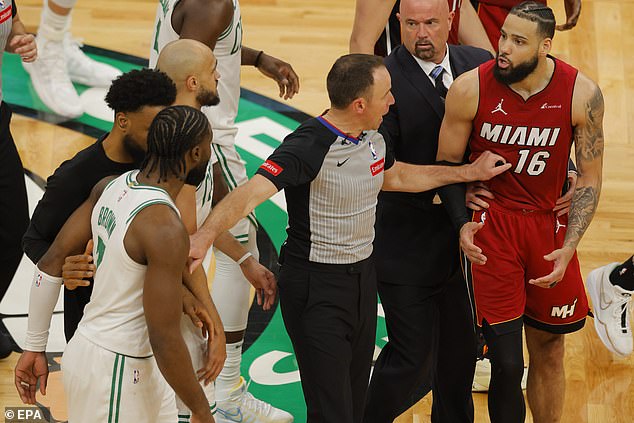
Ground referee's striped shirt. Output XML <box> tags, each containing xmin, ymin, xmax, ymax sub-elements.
<box><xmin>256</xmin><ymin>116</ymin><xmax>394</xmax><ymax>265</ymax></box>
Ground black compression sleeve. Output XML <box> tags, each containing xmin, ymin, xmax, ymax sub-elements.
<box><xmin>436</xmin><ymin>161</ymin><xmax>470</xmax><ymax>232</ymax></box>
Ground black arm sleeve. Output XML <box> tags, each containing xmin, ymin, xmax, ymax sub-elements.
<box><xmin>436</xmin><ymin>161</ymin><xmax>470</xmax><ymax>232</ymax></box>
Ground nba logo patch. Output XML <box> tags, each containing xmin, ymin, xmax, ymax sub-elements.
<box><xmin>368</xmin><ymin>139</ymin><xmax>378</xmax><ymax>160</ymax></box>
<box><xmin>133</xmin><ymin>369</ymin><xmax>140</xmax><ymax>384</ymax></box>
<box><xmin>35</xmin><ymin>274</ymin><xmax>42</xmax><ymax>287</ymax></box>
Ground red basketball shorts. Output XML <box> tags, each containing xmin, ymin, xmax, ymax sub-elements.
<box><xmin>466</xmin><ymin>204</ymin><xmax>588</xmax><ymax>334</ymax></box>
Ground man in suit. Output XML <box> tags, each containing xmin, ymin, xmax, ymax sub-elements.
<box><xmin>363</xmin><ymin>0</ymin><xmax>492</xmax><ymax>421</ymax></box>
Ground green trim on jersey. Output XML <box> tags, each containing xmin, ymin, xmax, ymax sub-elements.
<box><xmin>126</xmin><ymin>199</ymin><xmax>176</xmax><ymax>224</ymax></box>
<box><xmin>126</xmin><ymin>172</ymin><xmax>170</xmax><ymax>196</ymax></box>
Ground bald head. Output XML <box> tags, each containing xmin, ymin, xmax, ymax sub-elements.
<box><xmin>155</xmin><ymin>39</ymin><xmax>220</xmax><ymax>108</ymax></box>
<box><xmin>399</xmin><ymin>0</ymin><xmax>453</xmax><ymax>63</ymax></box>
<box><xmin>156</xmin><ymin>39</ymin><xmax>216</xmax><ymax>88</ymax></box>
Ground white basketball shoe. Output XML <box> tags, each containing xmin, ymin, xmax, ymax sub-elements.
<box><xmin>215</xmin><ymin>377</ymin><xmax>293</xmax><ymax>423</ymax></box>
<box><xmin>587</xmin><ymin>263</ymin><xmax>633</xmax><ymax>356</ymax></box>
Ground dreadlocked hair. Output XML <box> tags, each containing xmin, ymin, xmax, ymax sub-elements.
<box><xmin>141</xmin><ymin>105</ymin><xmax>211</xmax><ymax>183</ymax></box>
<box><xmin>509</xmin><ymin>1</ymin><xmax>556</xmax><ymax>39</ymax></box>
<box><xmin>105</xmin><ymin>68</ymin><xmax>176</xmax><ymax>114</ymax></box>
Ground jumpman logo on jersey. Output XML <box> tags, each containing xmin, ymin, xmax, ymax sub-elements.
<box><xmin>491</xmin><ymin>99</ymin><xmax>508</xmax><ymax>115</ymax></box>
<box><xmin>480</xmin><ymin>211</ymin><xmax>487</xmax><ymax>224</ymax></box>
<box><xmin>555</xmin><ymin>218</ymin><xmax>566</xmax><ymax>234</ymax></box>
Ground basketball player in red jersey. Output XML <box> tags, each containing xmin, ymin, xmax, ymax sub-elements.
<box><xmin>475</xmin><ymin>0</ymin><xmax>581</xmax><ymax>49</ymax></box>
<box><xmin>436</xmin><ymin>2</ymin><xmax>603</xmax><ymax>422</ymax></box>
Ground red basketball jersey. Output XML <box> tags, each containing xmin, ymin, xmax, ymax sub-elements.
<box><xmin>469</xmin><ymin>58</ymin><xmax>578</xmax><ymax>210</ymax></box>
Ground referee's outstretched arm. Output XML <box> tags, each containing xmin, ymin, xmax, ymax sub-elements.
<box><xmin>383</xmin><ymin>150</ymin><xmax>511</xmax><ymax>193</ymax></box>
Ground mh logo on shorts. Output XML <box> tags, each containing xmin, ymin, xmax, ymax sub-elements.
<box><xmin>35</xmin><ymin>274</ymin><xmax>42</xmax><ymax>287</ymax></box>
<box><xmin>260</xmin><ymin>160</ymin><xmax>283</xmax><ymax>176</ymax></box>
<box><xmin>551</xmin><ymin>298</ymin><xmax>578</xmax><ymax>319</ymax></box>
<box><xmin>370</xmin><ymin>158</ymin><xmax>385</xmax><ymax>176</ymax></box>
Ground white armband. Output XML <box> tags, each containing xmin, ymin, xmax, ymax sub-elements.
<box><xmin>25</xmin><ymin>267</ymin><xmax>63</xmax><ymax>352</ymax></box>
<box><xmin>236</xmin><ymin>252</ymin><xmax>253</xmax><ymax>265</ymax></box>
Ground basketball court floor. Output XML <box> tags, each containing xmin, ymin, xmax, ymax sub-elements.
<box><xmin>1</xmin><ymin>0</ymin><xmax>633</xmax><ymax>421</ymax></box>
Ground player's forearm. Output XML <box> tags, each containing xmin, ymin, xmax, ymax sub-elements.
<box><xmin>241</xmin><ymin>46</ymin><xmax>262</xmax><ymax>67</ymax></box>
<box><xmin>214</xmin><ymin>231</ymin><xmax>249</xmax><ymax>263</ymax></box>
<box><xmin>150</xmin><ymin>330</ymin><xmax>211</xmax><ymax>416</ymax></box>
<box><xmin>458</xmin><ymin>0</ymin><xmax>495</xmax><ymax>55</ymax></box>
<box><xmin>562</xmin><ymin>176</ymin><xmax>601</xmax><ymax>251</ymax></box>
<box><xmin>25</xmin><ymin>268</ymin><xmax>63</xmax><ymax>352</ymax></box>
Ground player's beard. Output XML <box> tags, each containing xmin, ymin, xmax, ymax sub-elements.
<box><xmin>185</xmin><ymin>159</ymin><xmax>209</xmax><ymax>186</ymax></box>
<box><xmin>197</xmin><ymin>87</ymin><xmax>220</xmax><ymax>108</ymax></box>
<box><xmin>494</xmin><ymin>52</ymin><xmax>539</xmax><ymax>85</ymax></box>
<box><xmin>123</xmin><ymin>135</ymin><xmax>146</xmax><ymax>165</ymax></box>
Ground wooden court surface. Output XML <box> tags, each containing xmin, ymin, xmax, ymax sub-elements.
<box><xmin>2</xmin><ymin>0</ymin><xmax>634</xmax><ymax>421</ymax></box>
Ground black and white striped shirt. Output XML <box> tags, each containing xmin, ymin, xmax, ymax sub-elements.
<box><xmin>0</xmin><ymin>0</ymin><xmax>17</xmax><ymax>102</ymax></box>
<box><xmin>257</xmin><ymin>116</ymin><xmax>394</xmax><ymax>265</ymax></box>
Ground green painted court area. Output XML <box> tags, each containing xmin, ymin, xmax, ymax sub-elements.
<box><xmin>3</xmin><ymin>49</ymin><xmax>389</xmax><ymax>421</ymax></box>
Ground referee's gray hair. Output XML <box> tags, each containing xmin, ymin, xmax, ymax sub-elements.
<box><xmin>327</xmin><ymin>54</ymin><xmax>385</xmax><ymax>109</ymax></box>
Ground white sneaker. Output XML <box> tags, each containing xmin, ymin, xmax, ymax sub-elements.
<box><xmin>216</xmin><ymin>377</ymin><xmax>293</xmax><ymax>423</ymax></box>
<box><xmin>63</xmin><ymin>34</ymin><xmax>121</xmax><ymax>87</ymax></box>
<box><xmin>471</xmin><ymin>357</ymin><xmax>528</xmax><ymax>392</ymax></box>
<box><xmin>22</xmin><ymin>35</ymin><xmax>83</xmax><ymax>118</ymax></box>
<box><xmin>587</xmin><ymin>263</ymin><xmax>633</xmax><ymax>356</ymax></box>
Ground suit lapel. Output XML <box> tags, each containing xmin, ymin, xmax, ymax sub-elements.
<box><xmin>448</xmin><ymin>45</ymin><xmax>470</xmax><ymax>78</ymax></box>
<box><xmin>395</xmin><ymin>46</ymin><xmax>444</xmax><ymax>119</ymax></box>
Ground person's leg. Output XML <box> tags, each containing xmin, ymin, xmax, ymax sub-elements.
<box><xmin>482</xmin><ymin>321</ymin><xmax>526</xmax><ymax>423</ymax></box>
<box><xmin>431</xmin><ymin>269</ymin><xmax>476</xmax><ymax>423</ymax></box>
<box><xmin>23</xmin><ymin>0</ymin><xmax>120</xmax><ymax>118</ymax></box>
<box><xmin>524</xmin><ymin>326</ymin><xmax>565</xmax><ymax>423</ymax></box>
<box><xmin>278</xmin><ymin>263</ymin><xmax>363</xmax><ymax>423</ymax></box>
<box><xmin>349</xmin><ymin>261</ymin><xmax>377</xmax><ymax>423</ymax></box>
<box><xmin>0</xmin><ymin>103</ymin><xmax>29</xmax><ymax>304</ymax></box>
<box><xmin>363</xmin><ymin>282</ymin><xmax>440</xmax><ymax>423</ymax></box>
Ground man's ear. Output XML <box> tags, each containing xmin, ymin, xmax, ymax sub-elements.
<box><xmin>115</xmin><ymin>112</ymin><xmax>128</xmax><ymax>132</ymax></box>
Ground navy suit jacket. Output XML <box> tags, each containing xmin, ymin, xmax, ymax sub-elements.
<box><xmin>375</xmin><ymin>44</ymin><xmax>493</xmax><ymax>285</ymax></box>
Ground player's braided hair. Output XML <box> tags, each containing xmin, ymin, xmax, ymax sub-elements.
<box><xmin>509</xmin><ymin>1</ymin><xmax>556</xmax><ymax>39</ymax></box>
<box><xmin>141</xmin><ymin>105</ymin><xmax>211</xmax><ymax>182</ymax></box>
<box><xmin>105</xmin><ymin>68</ymin><xmax>176</xmax><ymax>114</ymax></box>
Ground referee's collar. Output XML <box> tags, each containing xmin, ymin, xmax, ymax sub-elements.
<box><xmin>317</xmin><ymin>114</ymin><xmax>364</xmax><ymax>145</ymax></box>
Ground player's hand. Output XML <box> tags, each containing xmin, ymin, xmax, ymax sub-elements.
<box><xmin>8</xmin><ymin>34</ymin><xmax>37</xmax><ymax>63</ymax></box>
<box><xmin>239</xmin><ymin>257</ymin><xmax>277</xmax><ymax>311</ymax></box>
<box><xmin>466</xmin><ymin>181</ymin><xmax>494</xmax><ymax>211</ymax></box>
<box><xmin>62</xmin><ymin>239</ymin><xmax>95</xmax><ymax>290</ymax></box>
<box><xmin>198</xmin><ymin>326</ymin><xmax>226</xmax><ymax>386</ymax></box>
<box><xmin>188</xmin><ymin>231</ymin><xmax>212</xmax><ymax>273</ymax></box>
<box><xmin>528</xmin><ymin>246</ymin><xmax>576</xmax><ymax>288</ymax></box>
<box><xmin>460</xmin><ymin>222</ymin><xmax>486</xmax><ymax>265</ymax></box>
<box><xmin>255</xmin><ymin>53</ymin><xmax>300</xmax><ymax>100</ymax></box>
<box><xmin>553</xmin><ymin>171</ymin><xmax>577</xmax><ymax>217</ymax></box>
<box><xmin>556</xmin><ymin>0</ymin><xmax>581</xmax><ymax>31</ymax></box>
<box><xmin>468</xmin><ymin>151</ymin><xmax>512</xmax><ymax>181</ymax></box>
<box><xmin>14</xmin><ymin>351</ymin><xmax>48</xmax><ymax>405</ymax></box>
<box><xmin>182</xmin><ymin>289</ymin><xmax>213</xmax><ymax>340</ymax></box>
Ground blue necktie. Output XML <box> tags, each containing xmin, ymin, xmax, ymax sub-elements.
<box><xmin>430</xmin><ymin>65</ymin><xmax>448</xmax><ymax>99</ymax></box>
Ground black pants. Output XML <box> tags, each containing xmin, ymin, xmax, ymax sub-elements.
<box><xmin>278</xmin><ymin>256</ymin><xmax>377</xmax><ymax>423</ymax></box>
<box><xmin>364</xmin><ymin>269</ymin><xmax>476</xmax><ymax>423</ymax></box>
<box><xmin>0</xmin><ymin>102</ymin><xmax>29</xmax><ymax>302</ymax></box>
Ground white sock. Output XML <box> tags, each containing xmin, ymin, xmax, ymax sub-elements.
<box><xmin>39</xmin><ymin>0</ymin><xmax>71</xmax><ymax>41</ymax></box>
<box><xmin>216</xmin><ymin>340</ymin><xmax>243</xmax><ymax>401</ymax></box>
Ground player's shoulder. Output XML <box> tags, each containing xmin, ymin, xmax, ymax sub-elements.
<box><xmin>132</xmin><ymin>202</ymin><xmax>187</xmax><ymax>246</ymax></box>
<box><xmin>573</xmin><ymin>70</ymin><xmax>603</xmax><ymax>107</ymax></box>
<box><xmin>450</xmin><ymin>67</ymin><xmax>480</xmax><ymax>98</ymax></box>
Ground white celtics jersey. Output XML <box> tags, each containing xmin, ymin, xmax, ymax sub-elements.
<box><xmin>78</xmin><ymin>170</ymin><xmax>180</xmax><ymax>358</ymax></box>
<box><xmin>149</xmin><ymin>0</ymin><xmax>242</xmax><ymax>149</ymax></box>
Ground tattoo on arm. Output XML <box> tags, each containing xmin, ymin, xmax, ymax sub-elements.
<box><xmin>564</xmin><ymin>186</ymin><xmax>599</xmax><ymax>249</ymax></box>
<box><xmin>565</xmin><ymin>84</ymin><xmax>604</xmax><ymax>249</ymax></box>
<box><xmin>574</xmin><ymin>85</ymin><xmax>604</xmax><ymax>162</ymax></box>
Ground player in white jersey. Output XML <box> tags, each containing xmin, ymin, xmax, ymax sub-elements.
<box><xmin>150</xmin><ymin>2</ymin><xmax>297</xmax><ymax>421</ymax></box>
<box><xmin>17</xmin><ymin>106</ymin><xmax>218</xmax><ymax>423</ymax></box>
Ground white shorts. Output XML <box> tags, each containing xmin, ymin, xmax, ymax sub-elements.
<box><xmin>61</xmin><ymin>333</ymin><xmax>177</xmax><ymax>423</ymax></box>
<box><xmin>178</xmin><ymin>315</ymin><xmax>217</xmax><ymax>418</ymax></box>
<box><xmin>212</xmin><ymin>143</ymin><xmax>256</xmax><ymax>239</ymax></box>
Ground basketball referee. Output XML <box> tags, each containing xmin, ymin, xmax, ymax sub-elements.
<box><xmin>188</xmin><ymin>54</ymin><xmax>510</xmax><ymax>423</ymax></box>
